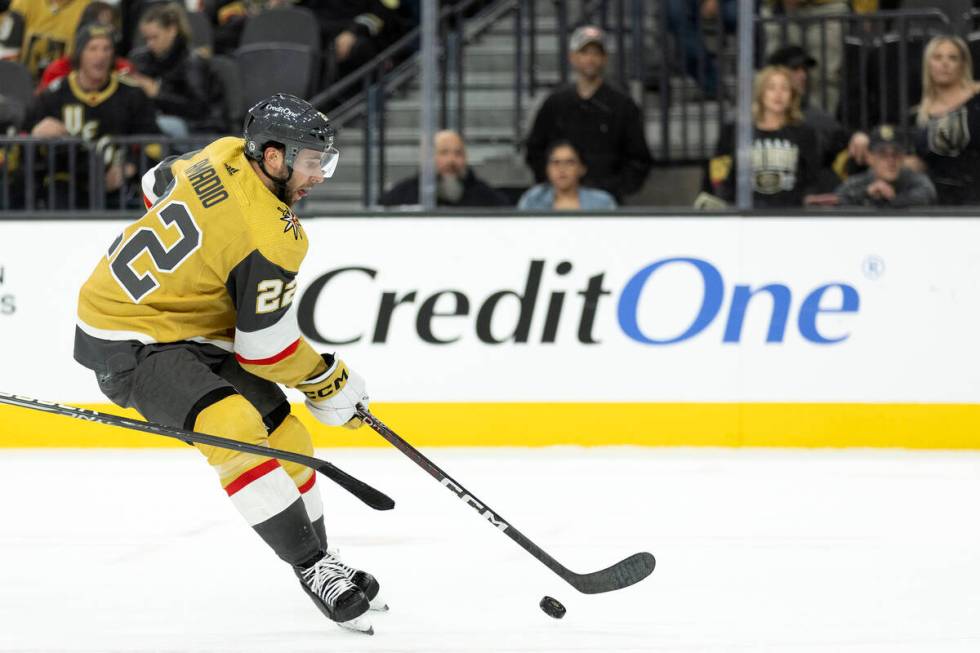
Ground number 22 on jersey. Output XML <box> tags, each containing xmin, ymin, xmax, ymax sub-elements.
<box><xmin>107</xmin><ymin>201</ymin><xmax>202</xmax><ymax>303</ymax></box>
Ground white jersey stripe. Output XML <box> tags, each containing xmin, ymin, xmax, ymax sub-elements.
<box><xmin>234</xmin><ymin>300</ymin><xmax>303</xmax><ymax>361</ymax></box>
<box><xmin>76</xmin><ymin>317</ymin><xmax>234</xmax><ymax>351</ymax></box>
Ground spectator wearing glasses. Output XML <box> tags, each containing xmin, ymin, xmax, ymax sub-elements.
<box><xmin>518</xmin><ymin>140</ymin><xmax>616</xmax><ymax>210</ymax></box>
<box><xmin>524</xmin><ymin>25</ymin><xmax>652</xmax><ymax>203</ymax></box>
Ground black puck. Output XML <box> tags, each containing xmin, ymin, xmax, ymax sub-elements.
<box><xmin>539</xmin><ymin>595</ymin><xmax>566</xmax><ymax>619</ymax></box>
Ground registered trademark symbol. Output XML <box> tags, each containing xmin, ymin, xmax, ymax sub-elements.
<box><xmin>862</xmin><ymin>255</ymin><xmax>885</xmax><ymax>280</ymax></box>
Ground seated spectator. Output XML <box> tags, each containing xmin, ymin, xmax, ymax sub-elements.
<box><xmin>708</xmin><ymin>65</ymin><xmax>820</xmax><ymax>207</ymax></box>
<box><xmin>126</xmin><ymin>2</ymin><xmax>216</xmax><ymax>136</ymax></box>
<box><xmin>297</xmin><ymin>0</ymin><xmax>411</xmax><ymax>88</ymax></box>
<box><xmin>518</xmin><ymin>140</ymin><xmax>616</xmax><ymax>210</ymax></box>
<box><xmin>26</xmin><ymin>23</ymin><xmax>160</xmax><ymax>209</ymax></box>
<box><xmin>766</xmin><ymin>44</ymin><xmax>849</xmax><ymax>192</ymax></box>
<box><xmin>848</xmin><ymin>36</ymin><xmax>980</xmax><ymax>206</ymax></box>
<box><xmin>810</xmin><ymin>125</ymin><xmax>936</xmax><ymax>208</ymax></box>
<box><xmin>0</xmin><ymin>0</ymin><xmax>93</xmax><ymax>79</ymax></box>
<box><xmin>37</xmin><ymin>2</ymin><xmax>134</xmax><ymax>93</ymax></box>
<box><xmin>524</xmin><ymin>25</ymin><xmax>652</xmax><ymax>203</ymax></box>
<box><xmin>380</xmin><ymin>129</ymin><xmax>507</xmax><ymax>207</ymax></box>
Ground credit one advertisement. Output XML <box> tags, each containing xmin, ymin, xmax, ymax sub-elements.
<box><xmin>0</xmin><ymin>217</ymin><xmax>978</xmax><ymax>447</ymax></box>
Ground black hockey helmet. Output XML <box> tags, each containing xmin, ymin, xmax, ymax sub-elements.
<box><xmin>243</xmin><ymin>93</ymin><xmax>339</xmax><ymax>178</ymax></box>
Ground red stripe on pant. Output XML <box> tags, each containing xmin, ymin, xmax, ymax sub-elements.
<box><xmin>297</xmin><ymin>472</ymin><xmax>316</xmax><ymax>494</ymax></box>
<box><xmin>224</xmin><ymin>459</ymin><xmax>281</xmax><ymax>496</ymax></box>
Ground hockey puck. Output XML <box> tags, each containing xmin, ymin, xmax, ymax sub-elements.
<box><xmin>539</xmin><ymin>595</ymin><xmax>566</xmax><ymax>619</ymax></box>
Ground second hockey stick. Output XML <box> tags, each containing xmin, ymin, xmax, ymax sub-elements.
<box><xmin>0</xmin><ymin>391</ymin><xmax>394</xmax><ymax>511</ymax></box>
<box><xmin>356</xmin><ymin>405</ymin><xmax>655</xmax><ymax>594</ymax></box>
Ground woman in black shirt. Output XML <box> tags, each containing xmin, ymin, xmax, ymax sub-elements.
<box><xmin>709</xmin><ymin>65</ymin><xmax>820</xmax><ymax>207</ymax></box>
<box><xmin>911</xmin><ymin>35</ymin><xmax>980</xmax><ymax>205</ymax></box>
<box><xmin>126</xmin><ymin>3</ymin><xmax>216</xmax><ymax>136</ymax></box>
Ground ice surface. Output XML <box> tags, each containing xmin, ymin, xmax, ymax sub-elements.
<box><xmin>2</xmin><ymin>446</ymin><xmax>980</xmax><ymax>652</ymax></box>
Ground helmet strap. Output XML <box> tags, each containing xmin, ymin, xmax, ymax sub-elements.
<box><xmin>258</xmin><ymin>157</ymin><xmax>294</xmax><ymax>204</ymax></box>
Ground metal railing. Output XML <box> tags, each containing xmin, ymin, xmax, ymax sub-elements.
<box><xmin>654</xmin><ymin>6</ymin><xmax>953</xmax><ymax>162</ymax></box>
<box><xmin>0</xmin><ymin>136</ymin><xmax>212</xmax><ymax>215</ymax></box>
<box><xmin>306</xmin><ymin>0</ymin><xmax>650</xmax><ymax>206</ymax></box>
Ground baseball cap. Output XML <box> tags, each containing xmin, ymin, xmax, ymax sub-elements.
<box><xmin>569</xmin><ymin>25</ymin><xmax>606</xmax><ymax>53</ymax></box>
<box><xmin>767</xmin><ymin>45</ymin><xmax>817</xmax><ymax>69</ymax></box>
<box><xmin>868</xmin><ymin>124</ymin><xmax>904</xmax><ymax>152</ymax></box>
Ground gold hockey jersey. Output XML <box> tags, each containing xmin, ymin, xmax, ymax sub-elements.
<box><xmin>75</xmin><ymin>137</ymin><xmax>323</xmax><ymax>386</ymax></box>
<box><xmin>1</xmin><ymin>0</ymin><xmax>90</xmax><ymax>77</ymax></box>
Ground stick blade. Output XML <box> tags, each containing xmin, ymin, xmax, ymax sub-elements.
<box><xmin>568</xmin><ymin>552</ymin><xmax>656</xmax><ymax>594</ymax></box>
<box><xmin>314</xmin><ymin>461</ymin><xmax>395</xmax><ymax>511</ymax></box>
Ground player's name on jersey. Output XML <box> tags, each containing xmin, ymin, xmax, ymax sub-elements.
<box><xmin>186</xmin><ymin>157</ymin><xmax>229</xmax><ymax>208</ymax></box>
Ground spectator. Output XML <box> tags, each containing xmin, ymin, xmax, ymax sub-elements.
<box><xmin>0</xmin><ymin>0</ymin><xmax>93</xmax><ymax>79</ymax></box>
<box><xmin>910</xmin><ymin>35</ymin><xmax>980</xmax><ymax>205</ymax></box>
<box><xmin>380</xmin><ymin>129</ymin><xmax>507</xmax><ymax>207</ymax></box>
<box><xmin>297</xmin><ymin>0</ymin><xmax>411</xmax><ymax>84</ymax></box>
<box><xmin>525</xmin><ymin>25</ymin><xmax>652</xmax><ymax>203</ymax></box>
<box><xmin>665</xmin><ymin>0</ymin><xmax>736</xmax><ymax>98</ymax></box>
<box><xmin>811</xmin><ymin>125</ymin><xmax>936</xmax><ymax>207</ymax></box>
<box><xmin>848</xmin><ymin>36</ymin><xmax>980</xmax><ymax>205</ymax></box>
<box><xmin>37</xmin><ymin>2</ymin><xmax>134</xmax><ymax>93</ymax></box>
<box><xmin>708</xmin><ymin>65</ymin><xmax>820</xmax><ymax>207</ymax></box>
<box><xmin>518</xmin><ymin>140</ymin><xmax>616</xmax><ymax>210</ymax></box>
<box><xmin>761</xmin><ymin>0</ymin><xmax>849</xmax><ymax>115</ymax></box>
<box><xmin>127</xmin><ymin>2</ymin><xmax>217</xmax><ymax>136</ymax></box>
<box><xmin>26</xmin><ymin>23</ymin><xmax>160</xmax><ymax>209</ymax></box>
<box><xmin>766</xmin><ymin>44</ymin><xmax>849</xmax><ymax>191</ymax></box>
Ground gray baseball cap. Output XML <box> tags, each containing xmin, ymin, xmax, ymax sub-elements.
<box><xmin>569</xmin><ymin>25</ymin><xmax>607</xmax><ymax>52</ymax></box>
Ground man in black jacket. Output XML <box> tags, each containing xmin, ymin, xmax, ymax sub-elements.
<box><xmin>380</xmin><ymin>129</ymin><xmax>508</xmax><ymax>207</ymax></box>
<box><xmin>524</xmin><ymin>25</ymin><xmax>652</xmax><ymax>203</ymax></box>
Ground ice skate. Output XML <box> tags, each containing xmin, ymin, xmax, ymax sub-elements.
<box><xmin>295</xmin><ymin>552</ymin><xmax>372</xmax><ymax>634</ymax></box>
<box><xmin>328</xmin><ymin>548</ymin><xmax>388</xmax><ymax>611</ymax></box>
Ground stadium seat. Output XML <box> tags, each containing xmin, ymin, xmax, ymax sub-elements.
<box><xmin>0</xmin><ymin>61</ymin><xmax>33</xmax><ymax>129</ymax></box>
<box><xmin>188</xmin><ymin>11</ymin><xmax>215</xmax><ymax>52</ymax></box>
<box><xmin>240</xmin><ymin>6</ymin><xmax>320</xmax><ymax>52</ymax></box>
<box><xmin>208</xmin><ymin>54</ymin><xmax>244</xmax><ymax>131</ymax></box>
<box><xmin>234</xmin><ymin>43</ymin><xmax>317</xmax><ymax>109</ymax></box>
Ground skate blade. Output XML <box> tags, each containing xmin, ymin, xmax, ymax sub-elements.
<box><xmin>369</xmin><ymin>595</ymin><xmax>389</xmax><ymax>612</ymax></box>
<box><xmin>338</xmin><ymin>615</ymin><xmax>374</xmax><ymax>635</ymax></box>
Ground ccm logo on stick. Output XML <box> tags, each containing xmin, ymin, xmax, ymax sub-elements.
<box><xmin>440</xmin><ymin>478</ymin><xmax>509</xmax><ymax>532</ymax></box>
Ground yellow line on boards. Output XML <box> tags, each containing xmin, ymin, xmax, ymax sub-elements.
<box><xmin>1</xmin><ymin>402</ymin><xmax>978</xmax><ymax>449</ymax></box>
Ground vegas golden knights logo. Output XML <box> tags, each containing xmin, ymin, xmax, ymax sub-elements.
<box><xmin>62</xmin><ymin>105</ymin><xmax>98</xmax><ymax>141</ymax></box>
<box><xmin>929</xmin><ymin>107</ymin><xmax>970</xmax><ymax>157</ymax></box>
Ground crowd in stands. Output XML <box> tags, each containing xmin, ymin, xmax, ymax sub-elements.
<box><xmin>0</xmin><ymin>0</ymin><xmax>979</xmax><ymax>211</ymax></box>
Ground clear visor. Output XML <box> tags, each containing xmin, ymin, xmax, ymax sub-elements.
<box><xmin>291</xmin><ymin>146</ymin><xmax>340</xmax><ymax>178</ymax></box>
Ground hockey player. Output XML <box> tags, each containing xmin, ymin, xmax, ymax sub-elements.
<box><xmin>73</xmin><ymin>93</ymin><xmax>383</xmax><ymax>634</ymax></box>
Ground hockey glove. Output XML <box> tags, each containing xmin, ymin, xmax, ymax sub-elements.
<box><xmin>298</xmin><ymin>354</ymin><xmax>369</xmax><ymax>429</ymax></box>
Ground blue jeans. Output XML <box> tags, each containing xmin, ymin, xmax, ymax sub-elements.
<box><xmin>665</xmin><ymin>0</ymin><xmax>737</xmax><ymax>96</ymax></box>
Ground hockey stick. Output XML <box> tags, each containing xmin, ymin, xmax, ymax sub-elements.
<box><xmin>356</xmin><ymin>405</ymin><xmax>655</xmax><ymax>594</ymax></box>
<box><xmin>0</xmin><ymin>391</ymin><xmax>394</xmax><ymax>511</ymax></box>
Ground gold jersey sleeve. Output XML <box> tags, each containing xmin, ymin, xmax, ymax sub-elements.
<box><xmin>10</xmin><ymin>0</ymin><xmax>90</xmax><ymax>77</ymax></box>
<box><xmin>76</xmin><ymin>137</ymin><xmax>323</xmax><ymax>387</ymax></box>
